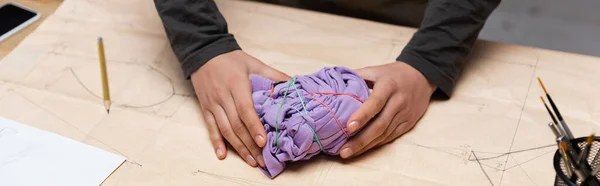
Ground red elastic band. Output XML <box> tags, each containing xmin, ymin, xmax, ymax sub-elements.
<box><xmin>310</xmin><ymin>97</ymin><xmax>350</xmax><ymax>138</ymax></box>
<box><xmin>308</xmin><ymin>92</ymin><xmax>364</xmax><ymax>103</ymax></box>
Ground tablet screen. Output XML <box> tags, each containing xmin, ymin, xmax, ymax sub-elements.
<box><xmin>0</xmin><ymin>4</ymin><xmax>38</xmax><ymax>37</ymax></box>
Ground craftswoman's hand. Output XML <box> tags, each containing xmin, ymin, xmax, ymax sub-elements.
<box><xmin>191</xmin><ymin>50</ymin><xmax>290</xmax><ymax>167</ymax></box>
<box><xmin>340</xmin><ymin>62</ymin><xmax>437</xmax><ymax>159</ymax></box>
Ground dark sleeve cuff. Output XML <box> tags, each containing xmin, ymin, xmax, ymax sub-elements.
<box><xmin>180</xmin><ymin>37</ymin><xmax>241</xmax><ymax>78</ymax></box>
<box><xmin>397</xmin><ymin>51</ymin><xmax>454</xmax><ymax>98</ymax></box>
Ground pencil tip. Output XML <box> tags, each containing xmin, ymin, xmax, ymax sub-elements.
<box><xmin>106</xmin><ymin>109</ymin><xmax>110</xmax><ymax>114</ymax></box>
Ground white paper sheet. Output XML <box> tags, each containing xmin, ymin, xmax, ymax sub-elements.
<box><xmin>0</xmin><ymin>116</ymin><xmax>125</xmax><ymax>186</ymax></box>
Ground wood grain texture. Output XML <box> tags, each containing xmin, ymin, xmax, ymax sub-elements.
<box><xmin>1</xmin><ymin>0</ymin><xmax>599</xmax><ymax>185</ymax></box>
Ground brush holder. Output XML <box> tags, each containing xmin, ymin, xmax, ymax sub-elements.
<box><xmin>554</xmin><ymin>137</ymin><xmax>600</xmax><ymax>186</ymax></box>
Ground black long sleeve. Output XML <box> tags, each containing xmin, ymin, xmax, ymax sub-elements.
<box><xmin>154</xmin><ymin>0</ymin><xmax>501</xmax><ymax>98</ymax></box>
<box><xmin>397</xmin><ymin>0</ymin><xmax>501</xmax><ymax>97</ymax></box>
<box><xmin>154</xmin><ymin>0</ymin><xmax>240</xmax><ymax>78</ymax></box>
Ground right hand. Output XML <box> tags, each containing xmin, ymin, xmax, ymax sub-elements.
<box><xmin>191</xmin><ymin>50</ymin><xmax>291</xmax><ymax>168</ymax></box>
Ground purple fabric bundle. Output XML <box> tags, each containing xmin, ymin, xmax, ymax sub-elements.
<box><xmin>251</xmin><ymin>66</ymin><xmax>370</xmax><ymax>178</ymax></box>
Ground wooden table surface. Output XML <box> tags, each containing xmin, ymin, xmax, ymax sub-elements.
<box><xmin>0</xmin><ymin>0</ymin><xmax>63</xmax><ymax>59</ymax></box>
<box><xmin>1</xmin><ymin>0</ymin><xmax>600</xmax><ymax>185</ymax></box>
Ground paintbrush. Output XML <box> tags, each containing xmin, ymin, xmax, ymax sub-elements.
<box><xmin>541</xmin><ymin>96</ymin><xmax>560</xmax><ymax>127</ymax></box>
<box><xmin>538</xmin><ymin>77</ymin><xmax>574</xmax><ymax>140</ymax></box>
<box><xmin>580</xmin><ymin>134</ymin><xmax>595</xmax><ymax>166</ymax></box>
<box><xmin>541</xmin><ymin>96</ymin><xmax>565</xmax><ymax>137</ymax></box>
<box><xmin>579</xmin><ymin>134</ymin><xmax>597</xmax><ymax>183</ymax></box>
<box><xmin>548</xmin><ymin>122</ymin><xmax>561</xmax><ymax>138</ymax></box>
<box><xmin>561</xmin><ymin>141</ymin><xmax>586</xmax><ymax>179</ymax></box>
<box><xmin>558</xmin><ymin>136</ymin><xmax>573</xmax><ymax>177</ymax></box>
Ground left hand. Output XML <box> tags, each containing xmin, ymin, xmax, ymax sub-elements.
<box><xmin>340</xmin><ymin>62</ymin><xmax>437</xmax><ymax>159</ymax></box>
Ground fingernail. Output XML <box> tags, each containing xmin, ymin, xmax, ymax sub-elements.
<box><xmin>257</xmin><ymin>155</ymin><xmax>266</xmax><ymax>167</ymax></box>
<box><xmin>216</xmin><ymin>148</ymin><xmax>224</xmax><ymax>158</ymax></box>
<box><xmin>246</xmin><ymin>154</ymin><xmax>257</xmax><ymax>166</ymax></box>
<box><xmin>255</xmin><ymin>135</ymin><xmax>265</xmax><ymax>144</ymax></box>
<box><xmin>341</xmin><ymin>147</ymin><xmax>353</xmax><ymax>158</ymax></box>
<box><xmin>348</xmin><ymin>121</ymin><xmax>358</xmax><ymax>131</ymax></box>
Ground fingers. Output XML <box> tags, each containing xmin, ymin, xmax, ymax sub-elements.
<box><xmin>256</xmin><ymin>64</ymin><xmax>291</xmax><ymax>82</ymax></box>
<box><xmin>198</xmin><ymin>91</ymin><xmax>227</xmax><ymax>160</ymax></box>
<box><xmin>212</xmin><ymin>105</ymin><xmax>259</xmax><ymax>167</ymax></box>
<box><xmin>351</xmin><ymin>113</ymin><xmax>404</xmax><ymax>158</ymax></box>
<box><xmin>354</xmin><ymin>66</ymin><xmax>379</xmax><ymax>82</ymax></box>
<box><xmin>380</xmin><ymin>121</ymin><xmax>414</xmax><ymax>145</ymax></box>
<box><xmin>231</xmin><ymin>80</ymin><xmax>267</xmax><ymax>148</ymax></box>
<box><xmin>340</xmin><ymin>101</ymin><xmax>397</xmax><ymax>159</ymax></box>
<box><xmin>220</xmin><ymin>92</ymin><xmax>266</xmax><ymax>167</ymax></box>
<box><xmin>346</xmin><ymin>78</ymin><xmax>394</xmax><ymax>133</ymax></box>
<box><xmin>238</xmin><ymin>51</ymin><xmax>290</xmax><ymax>82</ymax></box>
<box><xmin>203</xmin><ymin>110</ymin><xmax>227</xmax><ymax>159</ymax></box>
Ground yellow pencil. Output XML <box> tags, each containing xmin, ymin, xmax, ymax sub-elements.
<box><xmin>98</xmin><ymin>37</ymin><xmax>111</xmax><ymax>113</ymax></box>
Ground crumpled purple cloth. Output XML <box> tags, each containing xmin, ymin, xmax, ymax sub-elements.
<box><xmin>251</xmin><ymin>66</ymin><xmax>370</xmax><ymax>178</ymax></box>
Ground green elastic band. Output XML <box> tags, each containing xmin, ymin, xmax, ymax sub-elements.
<box><xmin>291</xmin><ymin>82</ymin><xmax>308</xmax><ymax>115</ymax></box>
<box><xmin>275</xmin><ymin>77</ymin><xmax>295</xmax><ymax>148</ymax></box>
<box><xmin>292</xmin><ymin>106</ymin><xmax>324</xmax><ymax>152</ymax></box>
<box><xmin>291</xmin><ymin>82</ymin><xmax>323</xmax><ymax>152</ymax></box>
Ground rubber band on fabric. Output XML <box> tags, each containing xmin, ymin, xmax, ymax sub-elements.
<box><xmin>292</xmin><ymin>83</ymin><xmax>308</xmax><ymax>115</ymax></box>
<box><xmin>272</xmin><ymin>79</ymin><xmax>351</xmax><ymax>150</ymax></box>
<box><xmin>274</xmin><ymin>77</ymin><xmax>296</xmax><ymax>148</ymax></box>
<box><xmin>250</xmin><ymin>67</ymin><xmax>370</xmax><ymax>179</ymax></box>
<box><xmin>291</xmin><ymin>82</ymin><xmax>324</xmax><ymax>152</ymax></box>
<box><xmin>309</xmin><ymin>96</ymin><xmax>350</xmax><ymax>138</ymax></box>
<box><xmin>264</xmin><ymin>87</ymin><xmax>273</xmax><ymax>104</ymax></box>
<box><xmin>308</xmin><ymin>92</ymin><xmax>365</xmax><ymax>103</ymax></box>
<box><xmin>270</xmin><ymin>85</ymin><xmax>275</xmax><ymax>99</ymax></box>
<box><xmin>291</xmin><ymin>107</ymin><xmax>324</xmax><ymax>152</ymax></box>
<box><xmin>269</xmin><ymin>82</ymin><xmax>359</xmax><ymax>147</ymax></box>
